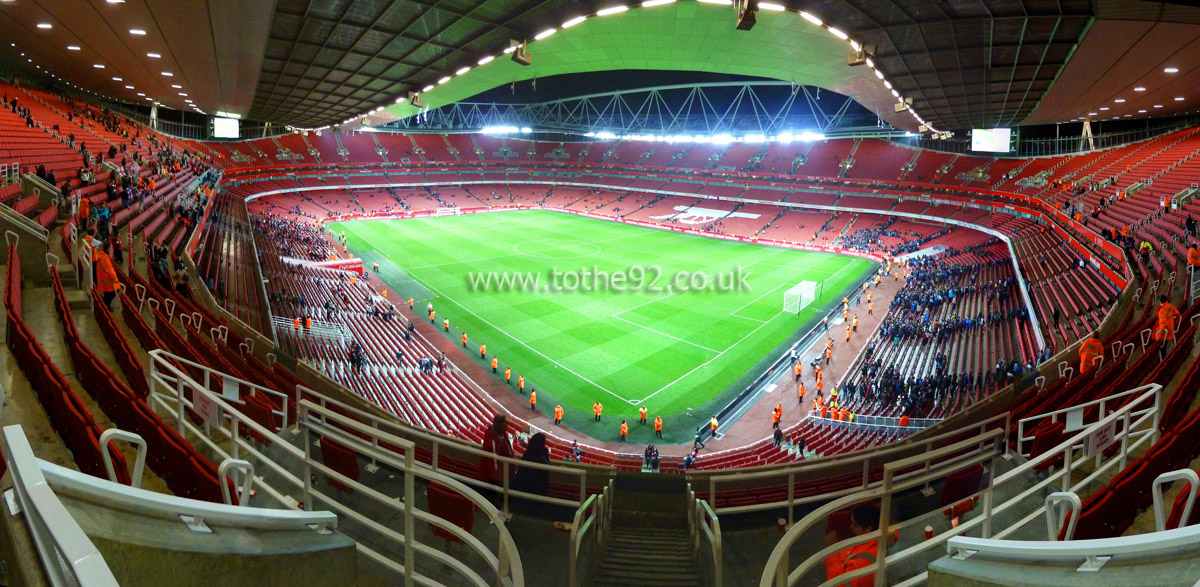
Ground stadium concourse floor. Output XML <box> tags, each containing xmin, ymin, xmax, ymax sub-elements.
<box><xmin>368</xmin><ymin>248</ymin><xmax>905</xmax><ymax>459</ymax></box>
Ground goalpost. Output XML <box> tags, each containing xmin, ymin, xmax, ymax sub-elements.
<box><xmin>783</xmin><ymin>281</ymin><xmax>821</xmax><ymax>314</ymax></box>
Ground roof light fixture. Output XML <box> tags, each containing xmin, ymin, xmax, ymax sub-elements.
<box><xmin>758</xmin><ymin>2</ymin><xmax>785</xmax><ymax>11</ymax></box>
<box><xmin>147</xmin><ymin>52</ymin><xmax>161</xmax><ymax>58</ymax></box>
<box><xmin>1165</xmin><ymin>67</ymin><xmax>1179</xmax><ymax>73</ymax></box>
<box><xmin>562</xmin><ymin>16</ymin><xmax>587</xmax><ymax>28</ymax></box>
<box><xmin>800</xmin><ymin>11</ymin><xmax>823</xmax><ymax>26</ymax></box>
<box><xmin>828</xmin><ymin>27</ymin><xmax>848</xmax><ymax>40</ymax></box>
<box><xmin>129</xmin><ymin>29</ymin><xmax>146</xmax><ymax>35</ymax></box>
<box><xmin>642</xmin><ymin>0</ymin><xmax>676</xmax><ymax>6</ymax></box>
<box><xmin>37</xmin><ymin>23</ymin><xmax>52</xmax><ymax>29</ymax></box>
<box><xmin>478</xmin><ymin>55</ymin><xmax>495</xmax><ymax>65</ymax></box>
<box><xmin>597</xmin><ymin>6</ymin><xmax>629</xmax><ymax>16</ymax></box>
<box><xmin>534</xmin><ymin>28</ymin><xmax>556</xmax><ymax>40</ymax></box>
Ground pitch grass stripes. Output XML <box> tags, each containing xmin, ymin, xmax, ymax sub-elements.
<box><xmin>333</xmin><ymin>210</ymin><xmax>872</xmax><ymax>443</ymax></box>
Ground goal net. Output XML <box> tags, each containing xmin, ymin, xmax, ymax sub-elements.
<box><xmin>783</xmin><ymin>281</ymin><xmax>820</xmax><ymax>314</ymax></box>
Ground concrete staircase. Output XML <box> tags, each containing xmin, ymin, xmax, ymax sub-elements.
<box><xmin>591</xmin><ymin>477</ymin><xmax>700</xmax><ymax>587</ymax></box>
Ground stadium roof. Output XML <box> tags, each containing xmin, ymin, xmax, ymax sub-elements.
<box><xmin>2</xmin><ymin>0</ymin><xmax>1199</xmax><ymax>131</ymax></box>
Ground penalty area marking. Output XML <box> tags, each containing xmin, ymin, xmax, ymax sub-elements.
<box><xmin>397</xmin><ymin>270</ymin><xmax>639</xmax><ymax>405</ymax></box>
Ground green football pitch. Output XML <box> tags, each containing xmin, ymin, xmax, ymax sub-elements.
<box><xmin>332</xmin><ymin>210</ymin><xmax>873</xmax><ymax>443</ymax></box>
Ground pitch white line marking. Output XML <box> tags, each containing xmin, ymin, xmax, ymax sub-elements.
<box><xmin>611</xmin><ymin>315</ymin><xmax>722</xmax><ymax>353</ymax></box>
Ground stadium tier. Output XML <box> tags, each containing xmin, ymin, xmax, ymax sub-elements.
<box><xmin>3</xmin><ymin>21</ymin><xmax>1200</xmax><ymax>582</ymax></box>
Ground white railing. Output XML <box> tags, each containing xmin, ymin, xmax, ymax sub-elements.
<box><xmin>147</xmin><ymin>350</ymin><xmax>525</xmax><ymax>587</ymax></box>
<box><xmin>1</xmin><ymin>425</ymin><xmax>119</xmax><ymax>587</ymax></box>
<box><xmin>688</xmin><ymin>483</ymin><xmax>724</xmax><ymax>587</ymax></box>
<box><xmin>272</xmin><ymin>315</ymin><xmax>351</xmax><ymax>343</ymax></box>
<box><xmin>759</xmin><ymin>383</ymin><xmax>1162</xmax><ymax>587</ymax></box>
<box><xmin>947</xmin><ymin>469</ymin><xmax>1200</xmax><ymax>572</ymax></box>
<box><xmin>759</xmin><ymin>429</ymin><xmax>1006</xmax><ymax>587</ymax></box>
<box><xmin>568</xmin><ymin>479</ymin><xmax>612</xmax><ymax>587</ymax></box>
<box><xmin>1015</xmin><ymin>385</ymin><xmax>1156</xmax><ymax>456</ymax></box>
<box><xmin>297</xmin><ymin>385</ymin><xmax>596</xmax><ymax>515</ymax></box>
<box><xmin>702</xmin><ymin>412</ymin><xmax>1011</xmax><ymax>522</ymax></box>
<box><xmin>806</xmin><ymin>414</ymin><xmax>941</xmax><ymax>436</ymax></box>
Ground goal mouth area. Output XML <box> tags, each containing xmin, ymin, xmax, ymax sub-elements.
<box><xmin>783</xmin><ymin>281</ymin><xmax>821</xmax><ymax>314</ymax></box>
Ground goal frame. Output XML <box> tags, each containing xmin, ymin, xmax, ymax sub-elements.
<box><xmin>783</xmin><ymin>281</ymin><xmax>820</xmax><ymax>314</ymax></box>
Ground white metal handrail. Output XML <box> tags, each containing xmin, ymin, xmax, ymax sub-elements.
<box><xmin>760</xmin><ymin>428</ymin><xmax>1006</xmax><ymax>587</ymax></box>
<box><xmin>1015</xmin><ymin>385</ymin><xmax>1155</xmax><ymax>456</ymax></box>
<box><xmin>760</xmin><ymin>384</ymin><xmax>1162</xmax><ymax>587</ymax></box>
<box><xmin>688</xmin><ymin>483</ymin><xmax>724</xmax><ymax>587</ymax></box>
<box><xmin>703</xmin><ymin>412</ymin><xmax>1011</xmax><ymax>522</ymax></box>
<box><xmin>806</xmin><ymin>414</ymin><xmax>940</xmax><ymax>434</ymax></box>
<box><xmin>1</xmin><ymin>425</ymin><xmax>119</xmax><ymax>587</ymax></box>
<box><xmin>296</xmin><ymin>385</ymin><xmax>594</xmax><ymax>513</ymax></box>
<box><xmin>147</xmin><ymin>350</ymin><xmax>525</xmax><ymax>587</ymax></box>
<box><xmin>156</xmin><ymin>350</ymin><xmax>291</xmax><ymax>431</ymax></box>
<box><xmin>568</xmin><ymin>479</ymin><xmax>612</xmax><ymax>587</ymax></box>
<box><xmin>947</xmin><ymin>519</ymin><xmax>1200</xmax><ymax>566</ymax></box>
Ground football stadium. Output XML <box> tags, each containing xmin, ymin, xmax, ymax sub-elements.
<box><xmin>1</xmin><ymin>0</ymin><xmax>1200</xmax><ymax>586</ymax></box>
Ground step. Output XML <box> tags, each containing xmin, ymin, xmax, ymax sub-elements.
<box><xmin>63</xmin><ymin>287</ymin><xmax>89</xmax><ymax>309</ymax></box>
<box><xmin>592</xmin><ymin>566</ymin><xmax>700</xmax><ymax>587</ymax></box>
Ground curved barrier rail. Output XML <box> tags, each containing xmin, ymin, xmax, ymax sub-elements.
<box><xmin>759</xmin><ymin>383</ymin><xmax>1162</xmax><ymax>586</ymax></box>
<box><xmin>147</xmin><ymin>349</ymin><xmax>525</xmax><ymax>587</ymax></box>
<box><xmin>699</xmin><ymin>412</ymin><xmax>1010</xmax><ymax>521</ymax></box>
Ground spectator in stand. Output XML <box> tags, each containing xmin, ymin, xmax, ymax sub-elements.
<box><xmin>644</xmin><ymin>444</ymin><xmax>660</xmax><ymax>472</ymax></box>
<box><xmin>823</xmin><ymin>503</ymin><xmax>897</xmax><ymax>587</ymax></box>
<box><xmin>478</xmin><ymin>414</ymin><xmax>514</xmax><ymax>487</ymax></box>
<box><xmin>510</xmin><ymin>432</ymin><xmax>550</xmax><ymax>497</ymax></box>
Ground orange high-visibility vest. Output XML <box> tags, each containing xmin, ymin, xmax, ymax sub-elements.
<box><xmin>530</xmin><ymin>391</ymin><xmax>536</xmax><ymax>406</ymax></box>
<box><xmin>1079</xmin><ymin>337</ymin><xmax>1103</xmax><ymax>373</ymax></box>
<box><xmin>1189</xmin><ymin>247</ymin><xmax>1200</xmax><ymax>266</ymax></box>
<box><xmin>554</xmin><ymin>406</ymin><xmax>564</xmax><ymax>420</ymax></box>
<box><xmin>593</xmin><ymin>402</ymin><xmax>601</xmax><ymax>416</ymax></box>
<box><xmin>518</xmin><ymin>375</ymin><xmax>525</xmax><ymax>389</ymax></box>
<box><xmin>899</xmin><ymin>415</ymin><xmax>910</xmax><ymax>427</ymax></box>
<box><xmin>94</xmin><ymin>251</ymin><xmax>119</xmax><ymax>293</ymax></box>
<box><xmin>1155</xmin><ymin>302</ymin><xmax>1181</xmax><ymax>341</ymax></box>
<box><xmin>293</xmin><ymin>317</ymin><xmax>300</xmax><ymax>329</ymax></box>
<box><xmin>491</xmin><ymin>357</ymin><xmax>498</xmax><ymax>370</ymax></box>
<box><xmin>504</xmin><ymin>367</ymin><xmax>511</xmax><ymax>381</ymax></box>
<box><xmin>639</xmin><ymin>406</ymin><xmax>647</xmax><ymax>420</ymax></box>
<box><xmin>304</xmin><ymin>317</ymin><xmax>312</xmax><ymax>329</ymax></box>
<box><xmin>620</xmin><ymin>422</ymin><xmax>628</xmax><ymax>437</ymax></box>
<box><xmin>654</xmin><ymin>417</ymin><xmax>662</xmax><ymax>431</ymax></box>
<box><xmin>463</xmin><ymin>333</ymin><xmax>468</xmax><ymax>345</ymax></box>
<box><xmin>798</xmin><ymin>382</ymin><xmax>805</xmax><ymax>400</ymax></box>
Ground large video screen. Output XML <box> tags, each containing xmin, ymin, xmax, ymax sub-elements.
<box><xmin>971</xmin><ymin>128</ymin><xmax>1012</xmax><ymax>153</ymax></box>
<box><xmin>212</xmin><ymin>117</ymin><xmax>240</xmax><ymax>139</ymax></box>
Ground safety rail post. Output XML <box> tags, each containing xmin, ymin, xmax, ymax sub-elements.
<box><xmin>1</xmin><ymin>426</ymin><xmax>120</xmax><ymax>587</ymax></box>
<box><xmin>1044</xmin><ymin>492</ymin><xmax>1081</xmax><ymax>541</ymax></box>
<box><xmin>149</xmin><ymin>350</ymin><xmax>524</xmax><ymax>587</ymax></box>
<box><xmin>98</xmin><ymin>429</ymin><xmax>147</xmax><ymax>488</ymax></box>
<box><xmin>1152</xmin><ymin>469</ymin><xmax>1199</xmax><ymax>532</ymax></box>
